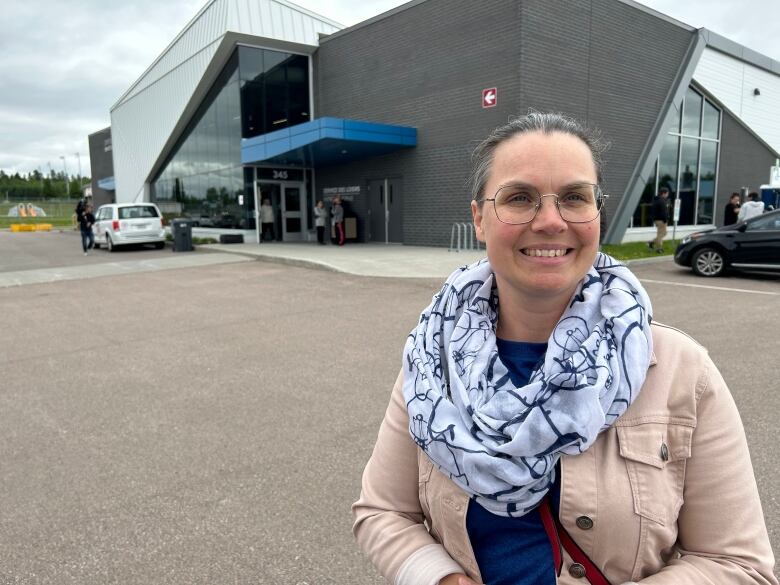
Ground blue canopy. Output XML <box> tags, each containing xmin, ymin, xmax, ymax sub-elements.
<box><xmin>241</xmin><ymin>117</ymin><xmax>416</xmax><ymax>167</ymax></box>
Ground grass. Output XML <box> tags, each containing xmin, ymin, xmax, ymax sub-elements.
<box><xmin>602</xmin><ymin>240</ymin><xmax>678</xmax><ymax>261</ymax></box>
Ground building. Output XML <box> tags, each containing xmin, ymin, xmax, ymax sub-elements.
<box><xmin>88</xmin><ymin>127</ymin><xmax>115</xmax><ymax>209</ymax></box>
<box><xmin>92</xmin><ymin>0</ymin><xmax>780</xmax><ymax>246</ymax></box>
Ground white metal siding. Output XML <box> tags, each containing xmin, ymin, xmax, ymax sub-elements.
<box><xmin>110</xmin><ymin>0</ymin><xmax>340</xmax><ymax>203</ymax></box>
<box><xmin>694</xmin><ymin>47</ymin><xmax>780</xmax><ymax>154</ymax></box>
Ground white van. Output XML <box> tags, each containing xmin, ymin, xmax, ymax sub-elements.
<box><xmin>93</xmin><ymin>203</ymin><xmax>166</xmax><ymax>252</ymax></box>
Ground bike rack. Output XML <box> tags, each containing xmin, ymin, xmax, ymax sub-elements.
<box><xmin>449</xmin><ymin>222</ymin><xmax>481</xmax><ymax>252</ymax></box>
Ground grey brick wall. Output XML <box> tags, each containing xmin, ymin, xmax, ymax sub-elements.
<box><xmin>717</xmin><ymin>110</ymin><xmax>778</xmax><ymax>225</ymax></box>
<box><xmin>315</xmin><ymin>0</ymin><xmax>695</xmax><ymax>246</ymax></box>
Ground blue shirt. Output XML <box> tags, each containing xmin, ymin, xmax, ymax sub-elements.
<box><xmin>465</xmin><ymin>339</ymin><xmax>558</xmax><ymax>585</ymax></box>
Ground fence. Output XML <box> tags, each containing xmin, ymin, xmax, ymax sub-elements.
<box><xmin>1</xmin><ymin>199</ymin><xmax>82</xmax><ymax>228</ymax></box>
<box><xmin>449</xmin><ymin>222</ymin><xmax>481</xmax><ymax>252</ymax></box>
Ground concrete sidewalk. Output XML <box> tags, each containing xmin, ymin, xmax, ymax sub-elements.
<box><xmin>202</xmin><ymin>241</ymin><xmax>487</xmax><ymax>278</ymax></box>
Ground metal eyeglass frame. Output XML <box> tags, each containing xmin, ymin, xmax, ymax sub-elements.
<box><xmin>477</xmin><ymin>183</ymin><xmax>608</xmax><ymax>225</ymax></box>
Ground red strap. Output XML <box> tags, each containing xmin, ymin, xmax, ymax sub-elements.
<box><xmin>539</xmin><ymin>496</ymin><xmax>612</xmax><ymax>585</ymax></box>
<box><xmin>538</xmin><ymin>498</ymin><xmax>563</xmax><ymax>576</ymax></box>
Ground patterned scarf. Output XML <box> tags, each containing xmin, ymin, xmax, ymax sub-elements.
<box><xmin>402</xmin><ymin>253</ymin><xmax>653</xmax><ymax>517</ymax></box>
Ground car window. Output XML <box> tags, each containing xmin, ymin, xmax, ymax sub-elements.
<box><xmin>96</xmin><ymin>208</ymin><xmax>107</xmax><ymax>220</ymax></box>
<box><xmin>118</xmin><ymin>206</ymin><xmax>159</xmax><ymax>219</ymax></box>
<box><xmin>746</xmin><ymin>214</ymin><xmax>780</xmax><ymax>231</ymax></box>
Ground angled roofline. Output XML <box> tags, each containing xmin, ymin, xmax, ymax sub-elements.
<box><xmin>604</xmin><ymin>28</ymin><xmax>707</xmax><ymax>244</ymax></box>
<box><xmin>699</xmin><ymin>28</ymin><xmax>780</xmax><ymax>77</ymax></box>
<box><xmin>111</xmin><ymin>0</ymin><xmax>343</xmax><ymax>110</ymax></box>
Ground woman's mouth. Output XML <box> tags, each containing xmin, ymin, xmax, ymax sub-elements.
<box><xmin>520</xmin><ymin>248</ymin><xmax>571</xmax><ymax>257</ymax></box>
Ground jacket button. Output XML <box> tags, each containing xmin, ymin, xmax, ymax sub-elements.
<box><xmin>576</xmin><ymin>516</ymin><xmax>594</xmax><ymax>530</ymax></box>
<box><xmin>569</xmin><ymin>563</ymin><xmax>586</xmax><ymax>578</ymax></box>
<box><xmin>660</xmin><ymin>442</ymin><xmax>669</xmax><ymax>461</ymax></box>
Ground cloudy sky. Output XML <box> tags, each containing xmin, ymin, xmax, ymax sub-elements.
<box><xmin>1</xmin><ymin>0</ymin><xmax>779</xmax><ymax>178</ymax></box>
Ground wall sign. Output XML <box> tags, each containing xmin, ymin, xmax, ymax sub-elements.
<box><xmin>256</xmin><ymin>168</ymin><xmax>304</xmax><ymax>182</ymax></box>
<box><xmin>482</xmin><ymin>87</ymin><xmax>497</xmax><ymax>108</ymax></box>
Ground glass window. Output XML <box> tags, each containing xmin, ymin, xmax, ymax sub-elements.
<box><xmin>658</xmin><ymin>134</ymin><xmax>680</xmax><ymax>197</ymax></box>
<box><xmin>697</xmin><ymin>141</ymin><xmax>717</xmax><ymax>225</ymax></box>
<box><xmin>682</xmin><ymin>88</ymin><xmax>703</xmax><ymax>136</ymax></box>
<box><xmin>633</xmin><ymin>163</ymin><xmax>657</xmax><ymax>228</ymax></box>
<box><xmin>668</xmin><ymin>100</ymin><xmax>682</xmax><ymax>134</ymax></box>
<box><xmin>747</xmin><ymin>214</ymin><xmax>780</xmax><ymax>231</ymax></box>
<box><xmin>678</xmin><ymin>138</ymin><xmax>699</xmax><ymax>225</ymax></box>
<box><xmin>119</xmin><ymin>205</ymin><xmax>159</xmax><ymax>219</ymax></box>
<box><xmin>702</xmin><ymin>100</ymin><xmax>720</xmax><ymax>140</ymax></box>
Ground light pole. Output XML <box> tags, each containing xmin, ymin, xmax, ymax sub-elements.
<box><xmin>74</xmin><ymin>152</ymin><xmax>82</xmax><ymax>181</ymax></box>
<box><xmin>59</xmin><ymin>155</ymin><xmax>70</xmax><ymax>197</ymax></box>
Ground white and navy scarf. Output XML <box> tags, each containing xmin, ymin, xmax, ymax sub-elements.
<box><xmin>402</xmin><ymin>253</ymin><xmax>653</xmax><ymax>517</ymax></box>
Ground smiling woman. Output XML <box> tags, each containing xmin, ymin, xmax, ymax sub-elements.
<box><xmin>352</xmin><ymin>112</ymin><xmax>778</xmax><ymax>585</ymax></box>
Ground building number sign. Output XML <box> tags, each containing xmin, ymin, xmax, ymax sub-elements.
<box><xmin>272</xmin><ymin>170</ymin><xmax>288</xmax><ymax>179</ymax></box>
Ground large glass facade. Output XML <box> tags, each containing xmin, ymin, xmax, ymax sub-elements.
<box><xmin>631</xmin><ymin>87</ymin><xmax>721</xmax><ymax>228</ymax></box>
<box><xmin>151</xmin><ymin>46</ymin><xmax>311</xmax><ymax>229</ymax></box>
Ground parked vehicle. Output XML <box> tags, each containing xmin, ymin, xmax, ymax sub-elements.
<box><xmin>674</xmin><ymin>208</ymin><xmax>780</xmax><ymax>277</ymax></box>
<box><xmin>93</xmin><ymin>203</ymin><xmax>166</xmax><ymax>252</ymax></box>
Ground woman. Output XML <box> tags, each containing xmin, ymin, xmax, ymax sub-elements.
<box><xmin>314</xmin><ymin>200</ymin><xmax>327</xmax><ymax>245</ymax></box>
<box><xmin>352</xmin><ymin>113</ymin><xmax>777</xmax><ymax>585</ymax></box>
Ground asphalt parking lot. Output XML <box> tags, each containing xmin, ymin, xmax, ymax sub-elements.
<box><xmin>1</xmin><ymin>232</ymin><xmax>777</xmax><ymax>583</ymax></box>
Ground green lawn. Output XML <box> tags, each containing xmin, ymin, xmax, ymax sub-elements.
<box><xmin>602</xmin><ymin>240</ymin><xmax>678</xmax><ymax>261</ymax></box>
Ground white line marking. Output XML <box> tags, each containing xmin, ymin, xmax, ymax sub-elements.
<box><xmin>641</xmin><ymin>279</ymin><xmax>779</xmax><ymax>296</ymax></box>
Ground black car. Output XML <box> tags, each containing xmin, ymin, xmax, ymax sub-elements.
<box><xmin>674</xmin><ymin>209</ymin><xmax>780</xmax><ymax>277</ymax></box>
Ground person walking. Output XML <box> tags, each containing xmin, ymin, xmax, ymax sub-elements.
<box><xmin>648</xmin><ymin>186</ymin><xmax>669</xmax><ymax>253</ymax></box>
<box><xmin>331</xmin><ymin>196</ymin><xmax>345</xmax><ymax>246</ymax></box>
<box><xmin>78</xmin><ymin>203</ymin><xmax>95</xmax><ymax>255</ymax></box>
<box><xmin>314</xmin><ymin>200</ymin><xmax>327</xmax><ymax>245</ymax></box>
<box><xmin>352</xmin><ymin>112</ymin><xmax>777</xmax><ymax>585</ymax></box>
<box><xmin>724</xmin><ymin>192</ymin><xmax>741</xmax><ymax>225</ymax></box>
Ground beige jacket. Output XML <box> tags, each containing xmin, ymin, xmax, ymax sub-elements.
<box><xmin>353</xmin><ymin>322</ymin><xmax>778</xmax><ymax>585</ymax></box>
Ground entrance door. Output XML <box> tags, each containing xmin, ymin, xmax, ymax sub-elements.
<box><xmin>368</xmin><ymin>179</ymin><xmax>385</xmax><ymax>243</ymax></box>
<box><xmin>256</xmin><ymin>181</ymin><xmax>306</xmax><ymax>242</ymax></box>
<box><xmin>281</xmin><ymin>183</ymin><xmax>306</xmax><ymax>241</ymax></box>
<box><xmin>368</xmin><ymin>178</ymin><xmax>403</xmax><ymax>243</ymax></box>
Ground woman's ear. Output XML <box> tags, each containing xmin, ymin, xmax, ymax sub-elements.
<box><xmin>471</xmin><ymin>200</ymin><xmax>486</xmax><ymax>242</ymax></box>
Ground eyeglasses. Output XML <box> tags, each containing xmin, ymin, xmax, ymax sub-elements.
<box><xmin>478</xmin><ymin>183</ymin><xmax>607</xmax><ymax>225</ymax></box>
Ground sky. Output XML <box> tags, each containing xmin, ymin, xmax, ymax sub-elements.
<box><xmin>1</xmin><ymin>0</ymin><xmax>779</xmax><ymax>179</ymax></box>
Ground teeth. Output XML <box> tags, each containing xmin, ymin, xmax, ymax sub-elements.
<box><xmin>523</xmin><ymin>248</ymin><xmax>567</xmax><ymax>257</ymax></box>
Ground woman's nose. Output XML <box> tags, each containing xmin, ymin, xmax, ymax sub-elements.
<box><xmin>531</xmin><ymin>195</ymin><xmax>567</xmax><ymax>232</ymax></box>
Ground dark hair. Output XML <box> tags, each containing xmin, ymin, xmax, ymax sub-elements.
<box><xmin>748</xmin><ymin>192</ymin><xmax>759</xmax><ymax>201</ymax></box>
<box><xmin>659</xmin><ymin>187</ymin><xmax>669</xmax><ymax>193</ymax></box>
<box><xmin>469</xmin><ymin>111</ymin><xmax>608</xmax><ymax>203</ymax></box>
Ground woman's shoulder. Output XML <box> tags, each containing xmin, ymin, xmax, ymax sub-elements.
<box><xmin>620</xmin><ymin>322</ymin><xmax>714</xmax><ymax>423</ymax></box>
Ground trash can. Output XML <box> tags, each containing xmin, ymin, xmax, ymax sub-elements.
<box><xmin>171</xmin><ymin>219</ymin><xmax>193</xmax><ymax>252</ymax></box>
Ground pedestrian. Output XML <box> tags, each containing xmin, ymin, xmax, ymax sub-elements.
<box><xmin>724</xmin><ymin>192</ymin><xmax>741</xmax><ymax>225</ymax></box>
<box><xmin>331</xmin><ymin>195</ymin><xmax>345</xmax><ymax>246</ymax></box>
<box><xmin>648</xmin><ymin>186</ymin><xmax>669</xmax><ymax>253</ymax></box>
<box><xmin>74</xmin><ymin>198</ymin><xmax>86</xmax><ymax>230</ymax></box>
<box><xmin>260</xmin><ymin>198</ymin><xmax>274</xmax><ymax>242</ymax></box>
<box><xmin>352</xmin><ymin>112</ymin><xmax>777</xmax><ymax>585</ymax></box>
<box><xmin>78</xmin><ymin>203</ymin><xmax>95</xmax><ymax>256</ymax></box>
<box><xmin>738</xmin><ymin>192</ymin><xmax>765</xmax><ymax>221</ymax></box>
<box><xmin>314</xmin><ymin>200</ymin><xmax>327</xmax><ymax>245</ymax></box>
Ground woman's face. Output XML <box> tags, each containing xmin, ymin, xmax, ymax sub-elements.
<box><xmin>471</xmin><ymin>131</ymin><xmax>600</xmax><ymax>305</ymax></box>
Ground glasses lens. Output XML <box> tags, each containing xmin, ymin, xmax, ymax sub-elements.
<box><xmin>493</xmin><ymin>186</ymin><xmax>540</xmax><ymax>224</ymax></box>
<box><xmin>558</xmin><ymin>185</ymin><xmax>601</xmax><ymax>223</ymax></box>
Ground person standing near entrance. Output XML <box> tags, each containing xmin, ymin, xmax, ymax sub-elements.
<box><xmin>260</xmin><ymin>198</ymin><xmax>274</xmax><ymax>242</ymax></box>
<box><xmin>332</xmin><ymin>195</ymin><xmax>345</xmax><ymax>246</ymax></box>
<box><xmin>648</xmin><ymin>186</ymin><xmax>669</xmax><ymax>253</ymax></box>
<box><xmin>724</xmin><ymin>192</ymin><xmax>741</xmax><ymax>225</ymax></box>
<box><xmin>314</xmin><ymin>200</ymin><xmax>327</xmax><ymax>245</ymax></box>
<box><xmin>78</xmin><ymin>203</ymin><xmax>95</xmax><ymax>255</ymax></box>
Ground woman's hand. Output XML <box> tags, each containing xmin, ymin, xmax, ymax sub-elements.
<box><xmin>439</xmin><ymin>573</ymin><xmax>479</xmax><ymax>585</ymax></box>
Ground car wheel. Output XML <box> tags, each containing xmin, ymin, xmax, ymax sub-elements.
<box><xmin>691</xmin><ymin>247</ymin><xmax>725</xmax><ymax>277</ymax></box>
<box><xmin>107</xmin><ymin>235</ymin><xmax>115</xmax><ymax>253</ymax></box>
